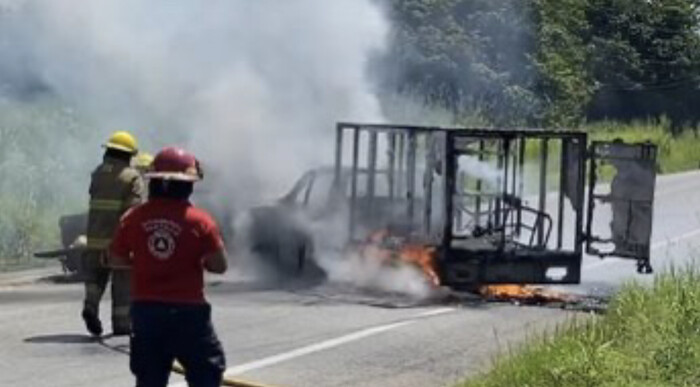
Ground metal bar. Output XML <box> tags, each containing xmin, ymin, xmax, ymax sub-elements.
<box><xmin>537</xmin><ymin>139</ymin><xmax>549</xmax><ymax>246</ymax></box>
<box><xmin>511</xmin><ymin>139</ymin><xmax>517</xmax><ymax>198</ymax></box>
<box><xmin>517</xmin><ymin>138</ymin><xmax>526</xmax><ymax>235</ymax></box>
<box><xmin>349</xmin><ymin>128</ymin><xmax>360</xmax><ymax>240</ymax></box>
<box><xmin>645</xmin><ymin>145</ymin><xmax>658</xmax><ymax>260</ymax></box>
<box><xmin>495</xmin><ymin>141</ymin><xmax>504</xmax><ymax>228</ymax></box>
<box><xmin>397</xmin><ymin>134</ymin><xmax>405</xmax><ymax>198</ymax></box>
<box><xmin>501</xmin><ymin>139</ymin><xmax>511</xmax><ymax>248</ymax></box>
<box><xmin>334</xmin><ymin>123</ymin><xmax>344</xmax><ymax>185</ymax></box>
<box><xmin>388</xmin><ymin>133</ymin><xmax>396</xmax><ymax>199</ymax></box>
<box><xmin>456</xmin><ymin>171</ymin><xmax>464</xmax><ymax>230</ymax></box>
<box><xmin>423</xmin><ymin>137</ymin><xmax>433</xmax><ymax>235</ymax></box>
<box><xmin>475</xmin><ymin>140</ymin><xmax>484</xmax><ymax>227</ymax></box>
<box><xmin>583</xmin><ymin>139</ymin><xmax>595</xmax><ymax>255</ymax></box>
<box><xmin>366</xmin><ymin>131</ymin><xmax>378</xmax><ymax>226</ymax></box>
<box><xmin>335</xmin><ymin>122</ymin><xmax>589</xmax><ymax>140</ymax></box>
<box><xmin>407</xmin><ymin>131</ymin><xmax>418</xmax><ymax>220</ymax></box>
<box><xmin>487</xmin><ymin>194</ymin><xmax>494</xmax><ymax>230</ymax></box>
<box><xmin>443</xmin><ymin>133</ymin><xmax>456</xmax><ymax>246</ymax></box>
<box><xmin>557</xmin><ymin>140</ymin><xmax>567</xmax><ymax>249</ymax></box>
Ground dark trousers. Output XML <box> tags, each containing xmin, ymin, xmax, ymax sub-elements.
<box><xmin>82</xmin><ymin>250</ymin><xmax>130</xmax><ymax>329</ymax></box>
<box><xmin>130</xmin><ymin>301</ymin><xmax>226</xmax><ymax>387</ymax></box>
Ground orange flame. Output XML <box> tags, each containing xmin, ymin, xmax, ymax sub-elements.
<box><xmin>479</xmin><ymin>284</ymin><xmax>573</xmax><ymax>303</ymax></box>
<box><xmin>360</xmin><ymin>230</ymin><xmax>441</xmax><ymax>287</ymax></box>
<box><xmin>360</xmin><ymin>231</ymin><xmax>575</xmax><ymax>303</ymax></box>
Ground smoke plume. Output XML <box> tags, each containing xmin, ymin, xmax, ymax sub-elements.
<box><xmin>0</xmin><ymin>0</ymin><xmax>387</xmax><ymax>212</ymax></box>
<box><xmin>0</xmin><ymin>0</ymin><xmax>445</xmax><ymax>298</ymax></box>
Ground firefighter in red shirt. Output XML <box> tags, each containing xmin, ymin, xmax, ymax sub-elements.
<box><xmin>110</xmin><ymin>147</ymin><xmax>228</xmax><ymax>387</ymax></box>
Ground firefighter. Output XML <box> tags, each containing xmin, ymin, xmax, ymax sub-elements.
<box><xmin>134</xmin><ymin>152</ymin><xmax>155</xmax><ymax>174</ymax></box>
<box><xmin>83</xmin><ymin>131</ymin><xmax>145</xmax><ymax>336</ymax></box>
<box><xmin>110</xmin><ymin>146</ymin><xmax>228</xmax><ymax>387</ymax></box>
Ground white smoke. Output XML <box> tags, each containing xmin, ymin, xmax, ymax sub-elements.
<box><xmin>318</xmin><ymin>250</ymin><xmax>436</xmax><ymax>299</ymax></box>
<box><xmin>1</xmin><ymin>0</ymin><xmax>387</xmax><ymax>212</ymax></box>
<box><xmin>1</xmin><ymin>0</ymin><xmax>443</xmax><ymax>297</ymax></box>
<box><xmin>459</xmin><ymin>155</ymin><xmax>503</xmax><ymax>190</ymax></box>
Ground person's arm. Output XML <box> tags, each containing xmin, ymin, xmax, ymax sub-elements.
<box><xmin>109</xmin><ymin>210</ymin><xmax>135</xmax><ymax>269</ymax></box>
<box><xmin>204</xmin><ymin>250</ymin><xmax>228</xmax><ymax>274</ymax></box>
<box><xmin>125</xmin><ymin>174</ymin><xmax>146</xmax><ymax>208</ymax></box>
<box><xmin>201</xmin><ymin>214</ymin><xmax>228</xmax><ymax>274</ymax></box>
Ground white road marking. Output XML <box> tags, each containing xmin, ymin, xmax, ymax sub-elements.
<box><xmin>583</xmin><ymin>228</ymin><xmax>700</xmax><ymax>271</ymax></box>
<box><xmin>224</xmin><ymin>321</ymin><xmax>413</xmax><ymax>376</ymax></box>
<box><xmin>413</xmin><ymin>307</ymin><xmax>456</xmax><ymax>318</ymax></box>
<box><xmin>168</xmin><ymin>308</ymin><xmax>454</xmax><ymax>385</ymax></box>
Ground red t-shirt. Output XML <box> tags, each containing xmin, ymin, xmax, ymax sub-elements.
<box><xmin>111</xmin><ymin>198</ymin><xmax>225</xmax><ymax>304</ymax></box>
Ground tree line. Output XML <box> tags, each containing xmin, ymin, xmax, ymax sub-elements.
<box><xmin>378</xmin><ymin>0</ymin><xmax>700</xmax><ymax>130</ymax></box>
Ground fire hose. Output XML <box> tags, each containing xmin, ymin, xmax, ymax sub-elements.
<box><xmin>171</xmin><ymin>361</ymin><xmax>274</xmax><ymax>387</ymax></box>
<box><xmin>97</xmin><ymin>338</ymin><xmax>276</xmax><ymax>387</ymax></box>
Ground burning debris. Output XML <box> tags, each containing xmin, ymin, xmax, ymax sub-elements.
<box><xmin>357</xmin><ymin>230</ymin><xmax>596</xmax><ymax>307</ymax></box>
<box><xmin>478</xmin><ymin>284</ymin><xmax>577</xmax><ymax>304</ymax></box>
<box><xmin>359</xmin><ymin>229</ymin><xmax>440</xmax><ymax>287</ymax></box>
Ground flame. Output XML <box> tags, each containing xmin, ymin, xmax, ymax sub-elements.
<box><xmin>359</xmin><ymin>231</ymin><xmax>575</xmax><ymax>303</ymax></box>
<box><xmin>360</xmin><ymin>230</ymin><xmax>441</xmax><ymax>287</ymax></box>
<box><xmin>479</xmin><ymin>284</ymin><xmax>574</xmax><ymax>303</ymax></box>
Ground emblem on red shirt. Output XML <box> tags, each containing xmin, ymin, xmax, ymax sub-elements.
<box><xmin>143</xmin><ymin>219</ymin><xmax>182</xmax><ymax>260</ymax></box>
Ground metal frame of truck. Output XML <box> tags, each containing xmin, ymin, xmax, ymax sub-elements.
<box><xmin>334</xmin><ymin>122</ymin><xmax>657</xmax><ymax>288</ymax></box>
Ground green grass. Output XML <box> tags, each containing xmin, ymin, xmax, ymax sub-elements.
<box><xmin>461</xmin><ymin>267</ymin><xmax>700</xmax><ymax>387</ymax></box>
<box><xmin>515</xmin><ymin>121</ymin><xmax>700</xmax><ymax>192</ymax></box>
<box><xmin>0</xmin><ymin>97</ymin><xmax>89</xmax><ymax>268</ymax></box>
<box><xmin>587</xmin><ymin>121</ymin><xmax>700</xmax><ymax>174</ymax></box>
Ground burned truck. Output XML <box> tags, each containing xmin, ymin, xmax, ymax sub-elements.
<box><xmin>248</xmin><ymin>123</ymin><xmax>657</xmax><ymax>289</ymax></box>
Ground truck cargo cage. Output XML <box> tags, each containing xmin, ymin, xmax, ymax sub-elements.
<box><xmin>334</xmin><ymin>123</ymin><xmax>658</xmax><ymax>287</ymax></box>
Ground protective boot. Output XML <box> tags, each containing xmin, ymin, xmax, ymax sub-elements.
<box><xmin>82</xmin><ymin>251</ymin><xmax>109</xmax><ymax>337</ymax></box>
<box><xmin>82</xmin><ymin>308</ymin><xmax>103</xmax><ymax>337</ymax></box>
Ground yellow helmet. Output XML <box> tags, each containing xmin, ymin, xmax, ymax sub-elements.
<box><xmin>134</xmin><ymin>152</ymin><xmax>154</xmax><ymax>171</ymax></box>
<box><xmin>104</xmin><ymin>131</ymin><xmax>138</xmax><ymax>154</ymax></box>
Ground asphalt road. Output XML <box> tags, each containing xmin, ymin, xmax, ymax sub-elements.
<box><xmin>2</xmin><ymin>170</ymin><xmax>700</xmax><ymax>387</ymax></box>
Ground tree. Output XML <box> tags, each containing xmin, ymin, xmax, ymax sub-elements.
<box><xmin>532</xmin><ymin>0</ymin><xmax>593</xmax><ymax>126</ymax></box>
<box><xmin>378</xmin><ymin>0</ymin><xmax>700</xmax><ymax>128</ymax></box>
<box><xmin>380</xmin><ymin>0</ymin><xmax>540</xmax><ymax>125</ymax></box>
<box><xmin>585</xmin><ymin>0</ymin><xmax>700</xmax><ymax>130</ymax></box>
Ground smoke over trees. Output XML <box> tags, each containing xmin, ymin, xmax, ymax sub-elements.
<box><xmin>379</xmin><ymin>0</ymin><xmax>700</xmax><ymax>127</ymax></box>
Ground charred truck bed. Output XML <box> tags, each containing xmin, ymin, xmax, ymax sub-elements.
<box><xmin>334</xmin><ymin>123</ymin><xmax>658</xmax><ymax>289</ymax></box>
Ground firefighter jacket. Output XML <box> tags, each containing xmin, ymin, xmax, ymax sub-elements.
<box><xmin>86</xmin><ymin>156</ymin><xmax>145</xmax><ymax>251</ymax></box>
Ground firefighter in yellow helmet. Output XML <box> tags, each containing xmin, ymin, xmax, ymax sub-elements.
<box><xmin>133</xmin><ymin>152</ymin><xmax>154</xmax><ymax>174</ymax></box>
<box><xmin>82</xmin><ymin>131</ymin><xmax>146</xmax><ymax>336</ymax></box>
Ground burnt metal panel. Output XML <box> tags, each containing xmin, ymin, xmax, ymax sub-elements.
<box><xmin>586</xmin><ymin>141</ymin><xmax>658</xmax><ymax>273</ymax></box>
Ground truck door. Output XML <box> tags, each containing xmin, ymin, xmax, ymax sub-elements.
<box><xmin>586</xmin><ymin>141</ymin><xmax>657</xmax><ymax>273</ymax></box>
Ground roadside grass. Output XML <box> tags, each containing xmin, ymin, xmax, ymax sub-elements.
<box><xmin>461</xmin><ymin>266</ymin><xmax>700</xmax><ymax>387</ymax></box>
<box><xmin>517</xmin><ymin>121</ymin><xmax>700</xmax><ymax>191</ymax></box>
<box><xmin>0</xmin><ymin>197</ymin><xmax>65</xmax><ymax>271</ymax></box>
<box><xmin>586</xmin><ymin>120</ymin><xmax>700</xmax><ymax>174</ymax></box>
<box><xmin>0</xmin><ymin>97</ymin><xmax>90</xmax><ymax>268</ymax></box>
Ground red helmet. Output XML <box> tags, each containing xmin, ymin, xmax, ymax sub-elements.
<box><xmin>146</xmin><ymin>147</ymin><xmax>201</xmax><ymax>182</ymax></box>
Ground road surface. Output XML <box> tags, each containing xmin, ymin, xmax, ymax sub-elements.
<box><xmin>2</xmin><ymin>170</ymin><xmax>700</xmax><ymax>387</ymax></box>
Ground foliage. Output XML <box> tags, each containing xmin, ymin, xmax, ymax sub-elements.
<box><xmin>461</xmin><ymin>266</ymin><xmax>700</xmax><ymax>387</ymax></box>
<box><xmin>586</xmin><ymin>120</ymin><xmax>700</xmax><ymax>174</ymax></box>
<box><xmin>380</xmin><ymin>0</ymin><xmax>700</xmax><ymax>127</ymax></box>
<box><xmin>381</xmin><ymin>0</ymin><xmax>540</xmax><ymax>125</ymax></box>
<box><xmin>532</xmin><ymin>0</ymin><xmax>592</xmax><ymax>126</ymax></box>
<box><xmin>0</xmin><ymin>96</ymin><xmax>95</xmax><ymax>265</ymax></box>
